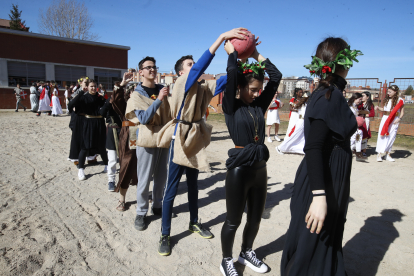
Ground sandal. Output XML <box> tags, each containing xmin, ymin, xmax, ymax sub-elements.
<box><xmin>116</xmin><ymin>201</ymin><xmax>126</xmax><ymax>212</ymax></box>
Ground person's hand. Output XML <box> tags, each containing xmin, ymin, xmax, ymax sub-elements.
<box><xmin>305</xmin><ymin>194</ymin><xmax>327</xmax><ymax>234</ymax></box>
<box><xmin>221</xmin><ymin>27</ymin><xmax>248</xmax><ymax>41</ymax></box>
<box><xmin>224</xmin><ymin>40</ymin><xmax>235</xmax><ymax>55</ymax></box>
<box><xmin>375</xmin><ymin>106</ymin><xmax>379</xmax><ymax>111</ymax></box>
<box><xmin>157</xmin><ymin>86</ymin><xmax>169</xmax><ymax>101</ymax></box>
<box><xmin>121</xmin><ymin>72</ymin><xmax>134</xmax><ymax>86</ymax></box>
<box><xmin>393</xmin><ymin>118</ymin><xmax>400</xmax><ymax>125</ymax></box>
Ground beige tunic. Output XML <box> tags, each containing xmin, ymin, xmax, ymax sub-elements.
<box><xmin>157</xmin><ymin>73</ymin><xmax>217</xmax><ymax>171</ymax></box>
<box><xmin>125</xmin><ymin>92</ymin><xmax>171</xmax><ymax>148</ymax></box>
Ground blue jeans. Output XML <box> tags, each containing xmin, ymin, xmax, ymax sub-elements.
<box><xmin>161</xmin><ymin>139</ymin><xmax>199</xmax><ymax>236</ymax></box>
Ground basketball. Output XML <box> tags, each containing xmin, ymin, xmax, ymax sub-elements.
<box><xmin>230</xmin><ymin>31</ymin><xmax>256</xmax><ymax>59</ymax></box>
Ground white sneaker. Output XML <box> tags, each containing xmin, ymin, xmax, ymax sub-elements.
<box><xmin>78</xmin><ymin>169</ymin><xmax>86</xmax><ymax>180</ymax></box>
<box><xmin>274</xmin><ymin>135</ymin><xmax>281</xmax><ymax>142</ymax></box>
<box><xmin>275</xmin><ymin>146</ymin><xmax>284</xmax><ymax>155</ymax></box>
<box><xmin>220</xmin><ymin>257</ymin><xmax>238</xmax><ymax>276</ymax></box>
<box><xmin>385</xmin><ymin>154</ymin><xmax>395</xmax><ymax>162</ymax></box>
<box><xmin>238</xmin><ymin>249</ymin><xmax>268</xmax><ymax>273</ymax></box>
<box><xmin>103</xmin><ymin>165</ymin><xmax>108</xmax><ymax>173</ymax></box>
<box><xmin>266</xmin><ymin>137</ymin><xmax>272</xmax><ymax>143</ymax></box>
<box><xmin>376</xmin><ymin>154</ymin><xmax>383</xmax><ymax>162</ymax></box>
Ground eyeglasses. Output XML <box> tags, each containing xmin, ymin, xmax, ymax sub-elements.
<box><xmin>142</xmin><ymin>66</ymin><xmax>159</xmax><ymax>71</ymax></box>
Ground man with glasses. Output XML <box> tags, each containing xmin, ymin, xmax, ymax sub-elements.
<box><xmin>125</xmin><ymin>56</ymin><xmax>171</xmax><ymax>231</ymax></box>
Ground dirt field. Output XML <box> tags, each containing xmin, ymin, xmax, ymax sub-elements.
<box><xmin>0</xmin><ymin>111</ymin><xmax>413</xmax><ymax>276</ymax></box>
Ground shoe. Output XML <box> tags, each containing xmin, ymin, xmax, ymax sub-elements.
<box><xmin>103</xmin><ymin>165</ymin><xmax>108</xmax><ymax>173</ymax></box>
<box><xmin>108</xmin><ymin>181</ymin><xmax>115</xmax><ymax>192</ymax></box>
<box><xmin>24</xmin><ymin>107</ymin><xmax>26</xmax><ymax>111</ymax></box>
<box><xmin>355</xmin><ymin>152</ymin><xmax>367</xmax><ymax>162</ymax></box>
<box><xmin>266</xmin><ymin>137</ymin><xmax>272</xmax><ymax>143</ymax></box>
<box><xmin>36</xmin><ymin>113</ymin><xmax>40</xmax><ymax>116</ymax></box>
<box><xmin>88</xmin><ymin>157</ymin><xmax>98</xmax><ymax>165</ymax></box>
<box><xmin>275</xmin><ymin>146</ymin><xmax>284</xmax><ymax>155</ymax></box>
<box><xmin>376</xmin><ymin>154</ymin><xmax>383</xmax><ymax>162</ymax></box>
<box><xmin>238</xmin><ymin>248</ymin><xmax>268</xmax><ymax>273</ymax></box>
<box><xmin>158</xmin><ymin>235</ymin><xmax>171</xmax><ymax>256</ymax></box>
<box><xmin>220</xmin><ymin>257</ymin><xmax>238</xmax><ymax>276</ymax></box>
<box><xmin>134</xmin><ymin>215</ymin><xmax>147</xmax><ymax>231</ymax></box>
<box><xmin>116</xmin><ymin>201</ymin><xmax>126</xmax><ymax>212</ymax></box>
<box><xmin>385</xmin><ymin>154</ymin><xmax>395</xmax><ymax>162</ymax></box>
<box><xmin>362</xmin><ymin>152</ymin><xmax>367</xmax><ymax>157</ymax></box>
<box><xmin>15</xmin><ymin>110</ymin><xmax>18</xmax><ymax>112</ymax></box>
<box><xmin>74</xmin><ymin>161</ymin><xmax>79</xmax><ymax>166</ymax></box>
<box><xmin>152</xmin><ymin>207</ymin><xmax>162</xmax><ymax>216</ymax></box>
<box><xmin>274</xmin><ymin>135</ymin><xmax>281</xmax><ymax>142</ymax></box>
<box><xmin>78</xmin><ymin>169</ymin><xmax>86</xmax><ymax>181</ymax></box>
<box><xmin>189</xmin><ymin>220</ymin><xmax>213</xmax><ymax>239</ymax></box>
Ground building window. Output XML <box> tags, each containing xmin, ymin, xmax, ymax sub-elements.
<box><xmin>55</xmin><ymin>65</ymin><xmax>87</xmax><ymax>87</ymax></box>
<box><xmin>7</xmin><ymin>61</ymin><xmax>46</xmax><ymax>87</ymax></box>
<box><xmin>94</xmin><ymin>69</ymin><xmax>121</xmax><ymax>90</ymax></box>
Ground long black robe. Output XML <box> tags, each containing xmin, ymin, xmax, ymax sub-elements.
<box><xmin>281</xmin><ymin>77</ymin><xmax>357</xmax><ymax>276</ymax></box>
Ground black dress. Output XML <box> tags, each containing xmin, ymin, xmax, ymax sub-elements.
<box><xmin>68</xmin><ymin>91</ymin><xmax>107</xmax><ymax>152</ymax></box>
<box><xmin>281</xmin><ymin>76</ymin><xmax>357</xmax><ymax>276</ymax></box>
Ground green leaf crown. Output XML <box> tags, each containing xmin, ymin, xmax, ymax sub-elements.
<box><xmin>304</xmin><ymin>45</ymin><xmax>363</xmax><ymax>79</ymax></box>
<box><xmin>237</xmin><ymin>60</ymin><xmax>266</xmax><ymax>76</ymax></box>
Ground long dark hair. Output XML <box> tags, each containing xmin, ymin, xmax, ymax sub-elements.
<box><xmin>347</xmin><ymin>92</ymin><xmax>362</xmax><ymax>106</ymax></box>
<box><xmin>293</xmin><ymin>88</ymin><xmax>303</xmax><ymax>100</ymax></box>
<box><xmin>296</xmin><ymin>96</ymin><xmax>309</xmax><ymax>109</ymax></box>
<box><xmin>362</xmin><ymin>91</ymin><xmax>373</xmax><ymax>110</ymax></box>
<box><xmin>315</xmin><ymin>37</ymin><xmax>349</xmax><ymax>99</ymax></box>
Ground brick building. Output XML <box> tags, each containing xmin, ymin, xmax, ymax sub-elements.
<box><xmin>0</xmin><ymin>28</ymin><xmax>130</xmax><ymax>109</ymax></box>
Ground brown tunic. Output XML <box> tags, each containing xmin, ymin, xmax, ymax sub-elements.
<box><xmin>112</xmin><ymin>86</ymin><xmax>138</xmax><ymax>191</ymax></box>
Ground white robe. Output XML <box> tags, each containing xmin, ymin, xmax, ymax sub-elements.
<box><xmin>38</xmin><ymin>88</ymin><xmax>51</xmax><ymax>112</ymax></box>
<box><xmin>278</xmin><ymin>105</ymin><xmax>306</xmax><ymax>154</ymax></box>
<box><xmin>51</xmin><ymin>89</ymin><xmax>63</xmax><ymax>115</ymax></box>
<box><xmin>376</xmin><ymin>97</ymin><xmax>403</xmax><ymax>153</ymax></box>
<box><xmin>266</xmin><ymin>99</ymin><xmax>281</xmax><ymax>125</ymax></box>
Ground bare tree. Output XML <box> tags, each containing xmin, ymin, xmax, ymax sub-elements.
<box><xmin>38</xmin><ymin>0</ymin><xmax>99</xmax><ymax>41</ymax></box>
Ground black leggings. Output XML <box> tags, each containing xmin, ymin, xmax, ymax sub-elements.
<box><xmin>78</xmin><ymin>148</ymin><xmax>108</xmax><ymax>169</ymax></box>
<box><xmin>221</xmin><ymin>160</ymin><xmax>267</xmax><ymax>258</ymax></box>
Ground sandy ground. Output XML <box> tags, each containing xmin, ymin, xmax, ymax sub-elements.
<box><xmin>0</xmin><ymin>111</ymin><xmax>413</xmax><ymax>276</ymax></box>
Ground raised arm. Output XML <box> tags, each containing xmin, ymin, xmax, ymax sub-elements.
<box><xmin>222</xmin><ymin>50</ymin><xmax>239</xmax><ymax>115</ymax></box>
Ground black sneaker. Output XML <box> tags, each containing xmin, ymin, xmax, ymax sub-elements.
<box><xmin>158</xmin><ymin>235</ymin><xmax>171</xmax><ymax>256</ymax></box>
<box><xmin>220</xmin><ymin>257</ymin><xmax>238</xmax><ymax>276</ymax></box>
<box><xmin>238</xmin><ymin>248</ymin><xmax>268</xmax><ymax>273</ymax></box>
<box><xmin>189</xmin><ymin>220</ymin><xmax>213</xmax><ymax>239</ymax></box>
<box><xmin>15</xmin><ymin>110</ymin><xmax>18</xmax><ymax>112</ymax></box>
<box><xmin>108</xmin><ymin>182</ymin><xmax>115</xmax><ymax>192</ymax></box>
<box><xmin>134</xmin><ymin>215</ymin><xmax>147</xmax><ymax>231</ymax></box>
<box><xmin>24</xmin><ymin>107</ymin><xmax>26</xmax><ymax>111</ymax></box>
<box><xmin>152</xmin><ymin>207</ymin><xmax>162</xmax><ymax>216</ymax></box>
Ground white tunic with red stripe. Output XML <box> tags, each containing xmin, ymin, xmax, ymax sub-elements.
<box><xmin>376</xmin><ymin>97</ymin><xmax>404</xmax><ymax>153</ymax></box>
<box><xmin>278</xmin><ymin>104</ymin><xmax>306</xmax><ymax>155</ymax></box>
<box><xmin>266</xmin><ymin>98</ymin><xmax>281</xmax><ymax>125</ymax></box>
<box><xmin>38</xmin><ymin>87</ymin><xmax>51</xmax><ymax>112</ymax></box>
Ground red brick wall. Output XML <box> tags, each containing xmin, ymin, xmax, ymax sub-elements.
<box><xmin>0</xmin><ymin>33</ymin><xmax>127</xmax><ymax>69</ymax></box>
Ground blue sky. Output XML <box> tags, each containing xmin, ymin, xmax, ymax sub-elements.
<box><xmin>1</xmin><ymin>0</ymin><xmax>413</xmax><ymax>82</ymax></box>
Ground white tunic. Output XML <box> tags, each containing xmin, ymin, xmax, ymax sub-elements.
<box><xmin>51</xmin><ymin>88</ymin><xmax>63</xmax><ymax>115</ymax></box>
<box><xmin>278</xmin><ymin>104</ymin><xmax>306</xmax><ymax>154</ymax></box>
<box><xmin>266</xmin><ymin>98</ymin><xmax>281</xmax><ymax>125</ymax></box>
<box><xmin>376</xmin><ymin>97</ymin><xmax>403</xmax><ymax>153</ymax></box>
<box><xmin>38</xmin><ymin>88</ymin><xmax>51</xmax><ymax>112</ymax></box>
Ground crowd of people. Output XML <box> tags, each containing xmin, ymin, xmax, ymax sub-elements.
<box><xmin>268</xmin><ymin>86</ymin><xmax>404</xmax><ymax>164</ymax></box>
<box><xmin>10</xmin><ymin>28</ymin><xmax>406</xmax><ymax>276</ymax></box>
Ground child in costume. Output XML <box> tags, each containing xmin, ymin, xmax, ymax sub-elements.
<box><xmin>276</xmin><ymin>95</ymin><xmax>308</xmax><ymax>155</ymax></box>
<box><xmin>375</xmin><ymin>85</ymin><xmax>405</xmax><ymax>162</ymax></box>
<box><xmin>220</xmin><ymin>35</ymin><xmax>282</xmax><ymax>275</ymax></box>
<box><xmin>51</xmin><ymin>84</ymin><xmax>63</xmax><ymax>116</ymax></box>
<box><xmin>125</xmin><ymin>57</ymin><xmax>171</xmax><ymax>230</ymax></box>
<box><xmin>286</xmin><ymin>88</ymin><xmax>303</xmax><ymax>134</ymax></box>
<box><xmin>348</xmin><ymin>93</ymin><xmax>367</xmax><ymax>162</ymax></box>
<box><xmin>155</xmin><ymin>28</ymin><xmax>246</xmax><ymax>256</ymax></box>
<box><xmin>281</xmin><ymin>37</ymin><xmax>361</xmax><ymax>276</ymax></box>
<box><xmin>266</xmin><ymin>92</ymin><xmax>283</xmax><ymax>142</ymax></box>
